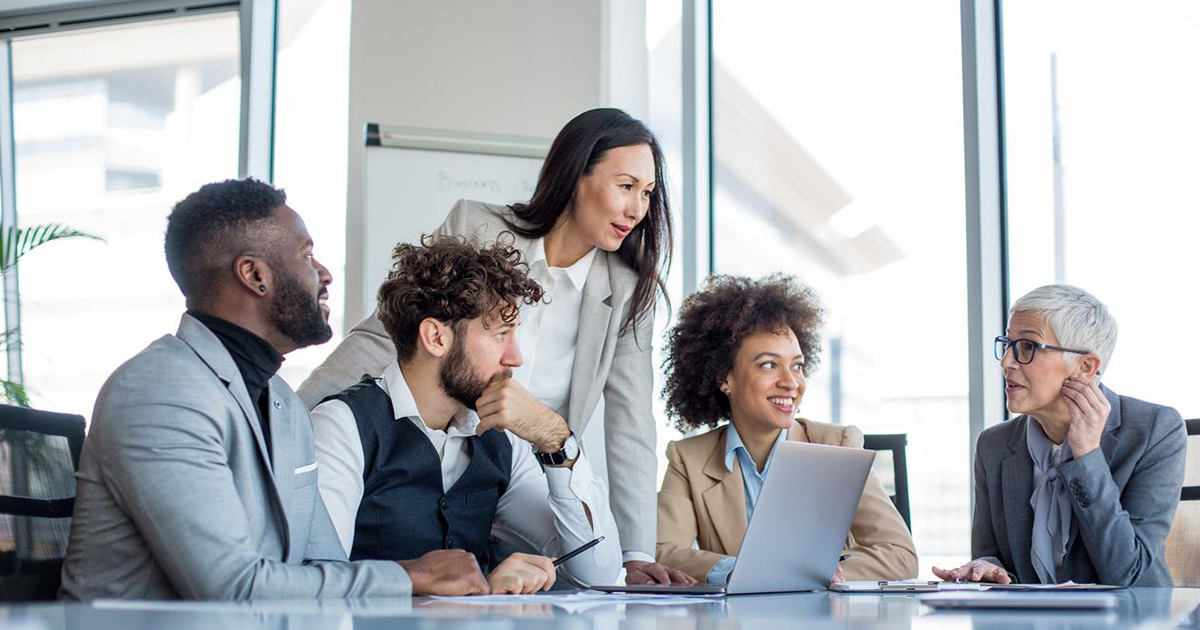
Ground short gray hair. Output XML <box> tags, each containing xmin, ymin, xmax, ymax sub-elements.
<box><xmin>1010</xmin><ymin>284</ymin><xmax>1117</xmax><ymax>379</ymax></box>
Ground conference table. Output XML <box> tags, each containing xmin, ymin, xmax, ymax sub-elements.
<box><xmin>3</xmin><ymin>588</ymin><xmax>1199</xmax><ymax>630</ymax></box>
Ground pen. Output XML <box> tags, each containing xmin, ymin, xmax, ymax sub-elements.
<box><xmin>553</xmin><ymin>536</ymin><xmax>604</xmax><ymax>567</ymax></box>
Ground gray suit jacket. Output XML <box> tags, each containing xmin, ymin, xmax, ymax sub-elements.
<box><xmin>59</xmin><ymin>314</ymin><xmax>411</xmax><ymax>600</ymax></box>
<box><xmin>297</xmin><ymin>199</ymin><xmax>658</xmax><ymax>558</ymax></box>
<box><xmin>972</xmin><ymin>384</ymin><xmax>1186</xmax><ymax>586</ymax></box>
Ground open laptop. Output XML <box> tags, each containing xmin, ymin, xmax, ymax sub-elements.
<box><xmin>595</xmin><ymin>440</ymin><xmax>875</xmax><ymax>595</ymax></box>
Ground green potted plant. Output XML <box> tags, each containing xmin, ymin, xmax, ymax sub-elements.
<box><xmin>0</xmin><ymin>223</ymin><xmax>104</xmax><ymax>407</ymax></box>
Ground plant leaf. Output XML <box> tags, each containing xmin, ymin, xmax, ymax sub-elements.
<box><xmin>2</xmin><ymin>379</ymin><xmax>30</xmax><ymax>408</ymax></box>
<box><xmin>1</xmin><ymin>223</ymin><xmax>105</xmax><ymax>273</ymax></box>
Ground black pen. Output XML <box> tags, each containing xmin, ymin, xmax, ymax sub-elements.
<box><xmin>553</xmin><ymin>536</ymin><xmax>604</xmax><ymax>567</ymax></box>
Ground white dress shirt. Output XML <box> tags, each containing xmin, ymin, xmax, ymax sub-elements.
<box><xmin>510</xmin><ymin>238</ymin><xmax>595</xmax><ymax>415</ymax></box>
<box><xmin>512</xmin><ymin>239</ymin><xmax>652</xmax><ymax>566</ymax></box>
<box><xmin>311</xmin><ymin>360</ymin><xmax>622</xmax><ymax>587</ymax></box>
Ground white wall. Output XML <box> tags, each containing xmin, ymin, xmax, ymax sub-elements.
<box><xmin>344</xmin><ymin>0</ymin><xmax>647</xmax><ymax>324</ymax></box>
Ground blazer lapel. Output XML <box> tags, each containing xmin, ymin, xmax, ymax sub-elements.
<box><xmin>1066</xmin><ymin>386</ymin><xmax>1123</xmax><ymax>556</ymax></box>
<box><xmin>175</xmin><ymin>314</ymin><xmax>290</xmax><ymax>558</ymax></box>
<box><xmin>176</xmin><ymin>314</ymin><xmax>275</xmax><ymax>477</ymax></box>
<box><xmin>269</xmin><ymin>379</ymin><xmax>295</xmax><ymax>559</ymax></box>
<box><xmin>1097</xmin><ymin>385</ymin><xmax>1122</xmax><ymax>468</ymax></box>
<box><xmin>701</xmin><ymin>427</ymin><xmax>749</xmax><ymax>555</ymax></box>
<box><xmin>785</xmin><ymin>420</ymin><xmax>808</xmax><ymax>443</ymax></box>
<box><xmin>565</xmin><ymin>252</ymin><xmax>612</xmax><ymax>434</ymax></box>
<box><xmin>1001</xmin><ymin>418</ymin><xmax>1036</xmax><ymax>581</ymax></box>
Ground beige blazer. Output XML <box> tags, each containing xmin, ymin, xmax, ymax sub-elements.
<box><xmin>296</xmin><ymin>199</ymin><xmax>658</xmax><ymax>557</ymax></box>
<box><xmin>657</xmin><ymin>419</ymin><xmax>918</xmax><ymax>582</ymax></box>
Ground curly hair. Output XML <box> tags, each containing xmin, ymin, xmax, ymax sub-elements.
<box><xmin>378</xmin><ymin>233</ymin><xmax>545</xmax><ymax>361</ymax></box>
<box><xmin>661</xmin><ymin>274</ymin><xmax>826</xmax><ymax>432</ymax></box>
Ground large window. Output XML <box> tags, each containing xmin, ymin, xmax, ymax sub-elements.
<box><xmin>646</xmin><ymin>0</ymin><xmax>688</xmax><ymax>467</ymax></box>
<box><xmin>12</xmin><ymin>13</ymin><xmax>241</xmax><ymax>417</ymax></box>
<box><xmin>273</xmin><ymin>0</ymin><xmax>351</xmax><ymax>388</ymax></box>
<box><xmin>1002</xmin><ymin>1</ymin><xmax>1200</xmax><ymax>417</ymax></box>
<box><xmin>712</xmin><ymin>0</ymin><xmax>969</xmax><ymax>571</ymax></box>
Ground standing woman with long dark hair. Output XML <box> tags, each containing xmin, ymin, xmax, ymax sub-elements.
<box><xmin>298</xmin><ymin>108</ymin><xmax>692</xmax><ymax>585</ymax></box>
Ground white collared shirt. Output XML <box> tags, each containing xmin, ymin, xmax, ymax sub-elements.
<box><xmin>311</xmin><ymin>361</ymin><xmax>621</xmax><ymax>586</ymax></box>
<box><xmin>708</xmin><ymin>423</ymin><xmax>788</xmax><ymax>585</ymax></box>
<box><xmin>511</xmin><ymin>238</ymin><xmax>596</xmax><ymax>416</ymax></box>
<box><xmin>512</xmin><ymin>238</ymin><xmax>654</xmax><ymax>565</ymax></box>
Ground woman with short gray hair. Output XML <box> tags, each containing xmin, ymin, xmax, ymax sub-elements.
<box><xmin>933</xmin><ymin>284</ymin><xmax>1185</xmax><ymax>586</ymax></box>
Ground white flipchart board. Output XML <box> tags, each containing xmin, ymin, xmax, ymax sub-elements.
<box><xmin>360</xmin><ymin>124</ymin><xmax>550</xmax><ymax>319</ymax></box>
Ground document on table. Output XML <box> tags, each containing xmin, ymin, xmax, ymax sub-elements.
<box><xmin>984</xmin><ymin>581</ymin><xmax>1120</xmax><ymax>591</ymax></box>
<box><xmin>831</xmin><ymin>580</ymin><xmax>1118</xmax><ymax>593</ymax></box>
<box><xmin>428</xmin><ymin>590</ymin><xmax>724</xmax><ymax>613</ymax></box>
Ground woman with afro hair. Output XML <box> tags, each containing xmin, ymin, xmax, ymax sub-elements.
<box><xmin>655</xmin><ymin>274</ymin><xmax>917</xmax><ymax>584</ymax></box>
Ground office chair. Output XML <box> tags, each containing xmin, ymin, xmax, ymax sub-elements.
<box><xmin>0</xmin><ymin>404</ymin><xmax>85</xmax><ymax>601</ymax></box>
<box><xmin>861</xmin><ymin>433</ymin><xmax>911</xmax><ymax>532</ymax></box>
<box><xmin>1166</xmin><ymin>418</ymin><xmax>1200</xmax><ymax>587</ymax></box>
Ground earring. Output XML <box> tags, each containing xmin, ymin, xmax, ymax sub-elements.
<box><xmin>259</xmin><ymin>285</ymin><xmax>267</xmax><ymax>293</ymax></box>
<box><xmin>721</xmin><ymin>387</ymin><xmax>730</xmax><ymax>395</ymax></box>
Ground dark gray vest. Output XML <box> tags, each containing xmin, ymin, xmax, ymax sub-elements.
<box><xmin>324</xmin><ymin>376</ymin><xmax>512</xmax><ymax>570</ymax></box>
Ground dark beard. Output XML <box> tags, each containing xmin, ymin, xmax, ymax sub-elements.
<box><xmin>438</xmin><ymin>333</ymin><xmax>489</xmax><ymax>409</ymax></box>
<box><xmin>269</xmin><ymin>266</ymin><xmax>332</xmax><ymax>349</ymax></box>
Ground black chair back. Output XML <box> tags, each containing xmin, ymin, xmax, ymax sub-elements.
<box><xmin>1181</xmin><ymin>419</ymin><xmax>1200</xmax><ymax>501</ymax></box>
<box><xmin>1167</xmin><ymin>418</ymin><xmax>1200</xmax><ymax>586</ymax></box>
<box><xmin>861</xmin><ymin>433</ymin><xmax>911</xmax><ymax>532</ymax></box>
<box><xmin>0</xmin><ymin>404</ymin><xmax>86</xmax><ymax>601</ymax></box>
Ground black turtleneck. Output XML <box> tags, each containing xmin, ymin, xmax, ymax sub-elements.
<box><xmin>189</xmin><ymin>310</ymin><xmax>284</xmax><ymax>462</ymax></box>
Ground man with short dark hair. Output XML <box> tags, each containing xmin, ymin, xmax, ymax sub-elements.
<box><xmin>60</xmin><ymin>178</ymin><xmax>488</xmax><ymax>600</ymax></box>
<box><xmin>312</xmin><ymin>235</ymin><xmax>622</xmax><ymax>593</ymax></box>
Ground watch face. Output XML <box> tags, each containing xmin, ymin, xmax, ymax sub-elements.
<box><xmin>563</xmin><ymin>434</ymin><xmax>580</xmax><ymax>460</ymax></box>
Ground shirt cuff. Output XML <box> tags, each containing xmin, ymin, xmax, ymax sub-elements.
<box><xmin>707</xmin><ymin>557</ymin><xmax>736</xmax><ymax>585</ymax></box>
<box><xmin>622</xmin><ymin>551</ymin><xmax>655</xmax><ymax>564</ymax></box>
<box><xmin>543</xmin><ymin>451</ymin><xmax>594</xmax><ymax>501</ymax></box>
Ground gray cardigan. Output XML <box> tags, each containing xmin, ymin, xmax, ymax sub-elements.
<box><xmin>972</xmin><ymin>384</ymin><xmax>1186</xmax><ymax>586</ymax></box>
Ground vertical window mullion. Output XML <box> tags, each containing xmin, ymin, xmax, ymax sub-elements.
<box><xmin>960</xmin><ymin>0</ymin><xmax>1008</xmax><ymax>486</ymax></box>
<box><xmin>0</xmin><ymin>41</ymin><xmax>22</xmax><ymax>387</ymax></box>
<box><xmin>681</xmin><ymin>0</ymin><xmax>712</xmax><ymax>298</ymax></box>
<box><xmin>239</xmin><ymin>0</ymin><xmax>277</xmax><ymax>180</ymax></box>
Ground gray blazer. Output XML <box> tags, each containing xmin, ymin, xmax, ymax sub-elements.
<box><xmin>296</xmin><ymin>199</ymin><xmax>658</xmax><ymax>558</ymax></box>
<box><xmin>972</xmin><ymin>384</ymin><xmax>1186</xmax><ymax>586</ymax></box>
<box><xmin>59</xmin><ymin>314</ymin><xmax>411</xmax><ymax>600</ymax></box>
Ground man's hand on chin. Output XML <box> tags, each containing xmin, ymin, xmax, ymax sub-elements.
<box><xmin>624</xmin><ymin>560</ymin><xmax>698</xmax><ymax>585</ymax></box>
<box><xmin>475</xmin><ymin>376</ymin><xmax>570</xmax><ymax>452</ymax></box>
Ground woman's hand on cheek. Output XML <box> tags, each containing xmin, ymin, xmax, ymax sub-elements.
<box><xmin>1062</xmin><ymin>375</ymin><xmax>1109</xmax><ymax>457</ymax></box>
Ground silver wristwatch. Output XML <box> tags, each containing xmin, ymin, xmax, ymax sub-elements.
<box><xmin>534</xmin><ymin>432</ymin><xmax>580</xmax><ymax>466</ymax></box>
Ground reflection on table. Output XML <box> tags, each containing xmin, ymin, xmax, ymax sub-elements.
<box><xmin>1</xmin><ymin>588</ymin><xmax>1198</xmax><ymax>630</ymax></box>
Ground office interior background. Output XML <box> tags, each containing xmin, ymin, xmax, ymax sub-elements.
<box><xmin>0</xmin><ymin>0</ymin><xmax>1197</xmax><ymax>576</ymax></box>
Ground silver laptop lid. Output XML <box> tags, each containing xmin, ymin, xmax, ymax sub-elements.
<box><xmin>726</xmin><ymin>440</ymin><xmax>875</xmax><ymax>595</ymax></box>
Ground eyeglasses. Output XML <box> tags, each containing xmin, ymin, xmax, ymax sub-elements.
<box><xmin>994</xmin><ymin>336</ymin><xmax>1089</xmax><ymax>365</ymax></box>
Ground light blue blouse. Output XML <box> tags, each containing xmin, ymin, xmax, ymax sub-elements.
<box><xmin>706</xmin><ymin>423</ymin><xmax>787</xmax><ymax>585</ymax></box>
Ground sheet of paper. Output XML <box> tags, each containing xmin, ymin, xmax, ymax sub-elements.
<box><xmin>930</xmin><ymin>582</ymin><xmax>987</xmax><ymax>591</ymax></box>
<box><xmin>984</xmin><ymin>581</ymin><xmax>1119</xmax><ymax>591</ymax></box>
<box><xmin>428</xmin><ymin>591</ymin><xmax>724</xmax><ymax>614</ymax></box>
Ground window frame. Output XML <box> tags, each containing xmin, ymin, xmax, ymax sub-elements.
<box><xmin>0</xmin><ymin>0</ymin><xmax>277</xmax><ymax>386</ymax></box>
<box><xmin>692</xmin><ymin>0</ymin><xmax>1011</xmax><ymax>510</ymax></box>
<box><xmin>0</xmin><ymin>0</ymin><xmax>1017</xmax><ymax>488</ymax></box>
